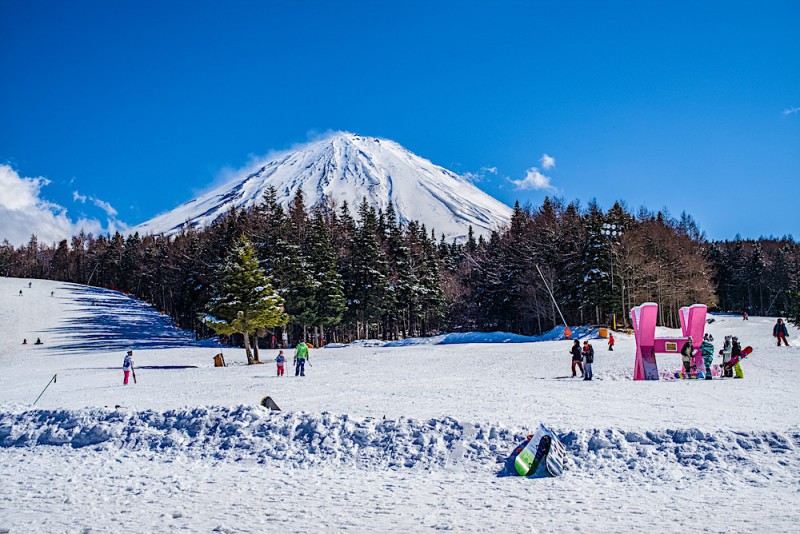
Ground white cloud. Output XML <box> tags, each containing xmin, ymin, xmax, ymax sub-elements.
<box><xmin>91</xmin><ymin>197</ymin><xmax>118</xmax><ymax>217</ymax></box>
<box><xmin>540</xmin><ymin>153</ymin><xmax>556</xmax><ymax>170</ymax></box>
<box><xmin>73</xmin><ymin>190</ymin><xmax>87</xmax><ymax>203</ymax></box>
<box><xmin>0</xmin><ymin>164</ymin><xmax>124</xmax><ymax>246</ymax></box>
<box><xmin>783</xmin><ymin>106</ymin><xmax>800</xmax><ymax>116</ymax></box>
<box><xmin>481</xmin><ymin>166</ymin><xmax>498</xmax><ymax>174</ymax></box>
<box><xmin>510</xmin><ymin>166</ymin><xmax>556</xmax><ymax>191</ymax></box>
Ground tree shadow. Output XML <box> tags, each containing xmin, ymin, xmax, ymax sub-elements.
<box><xmin>42</xmin><ymin>285</ymin><xmax>219</xmax><ymax>353</ymax></box>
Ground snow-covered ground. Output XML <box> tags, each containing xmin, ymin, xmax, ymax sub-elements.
<box><xmin>2</xmin><ymin>276</ymin><xmax>800</xmax><ymax>533</ymax></box>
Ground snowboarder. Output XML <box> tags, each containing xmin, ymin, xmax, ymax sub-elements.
<box><xmin>608</xmin><ymin>333</ymin><xmax>615</xmax><ymax>351</ymax></box>
<box><xmin>731</xmin><ymin>337</ymin><xmax>744</xmax><ymax>379</ymax></box>
<box><xmin>34</xmin><ymin>338</ymin><xmax>43</xmax><ymax>345</ymax></box>
<box><xmin>719</xmin><ymin>336</ymin><xmax>733</xmax><ymax>378</ymax></box>
<box><xmin>275</xmin><ymin>350</ymin><xmax>286</xmax><ymax>376</ymax></box>
<box><xmin>701</xmin><ymin>334</ymin><xmax>714</xmax><ymax>380</ymax></box>
<box><xmin>122</xmin><ymin>350</ymin><xmax>134</xmax><ymax>385</ymax></box>
<box><xmin>294</xmin><ymin>341</ymin><xmax>309</xmax><ymax>377</ymax></box>
<box><xmin>582</xmin><ymin>341</ymin><xmax>594</xmax><ymax>381</ymax></box>
<box><xmin>570</xmin><ymin>340</ymin><xmax>584</xmax><ymax>377</ymax></box>
<box><xmin>773</xmin><ymin>318</ymin><xmax>790</xmax><ymax>347</ymax></box>
<box><xmin>680</xmin><ymin>337</ymin><xmax>694</xmax><ymax>377</ymax></box>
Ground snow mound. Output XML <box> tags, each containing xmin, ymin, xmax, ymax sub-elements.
<box><xmin>327</xmin><ymin>325</ymin><xmax>599</xmax><ymax>348</ymax></box>
<box><xmin>2</xmin><ymin>406</ymin><xmax>798</xmax><ymax>483</ymax></box>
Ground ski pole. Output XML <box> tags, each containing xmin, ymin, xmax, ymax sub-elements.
<box><xmin>33</xmin><ymin>374</ymin><xmax>57</xmax><ymax>405</ymax></box>
<box><xmin>132</xmin><ymin>366</ymin><xmax>137</xmax><ymax>384</ymax></box>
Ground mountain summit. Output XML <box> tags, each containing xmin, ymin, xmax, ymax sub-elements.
<box><xmin>133</xmin><ymin>132</ymin><xmax>512</xmax><ymax>240</ymax></box>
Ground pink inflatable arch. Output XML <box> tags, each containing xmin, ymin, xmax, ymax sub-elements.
<box><xmin>630</xmin><ymin>303</ymin><xmax>707</xmax><ymax>380</ymax></box>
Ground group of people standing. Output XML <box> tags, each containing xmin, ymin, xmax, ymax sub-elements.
<box><xmin>274</xmin><ymin>341</ymin><xmax>310</xmax><ymax>377</ymax></box>
<box><xmin>570</xmin><ymin>340</ymin><xmax>595</xmax><ymax>380</ymax></box>
<box><xmin>681</xmin><ymin>333</ymin><xmax>745</xmax><ymax>379</ymax></box>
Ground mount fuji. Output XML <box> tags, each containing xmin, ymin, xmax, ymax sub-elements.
<box><xmin>132</xmin><ymin>133</ymin><xmax>512</xmax><ymax>241</ymax></box>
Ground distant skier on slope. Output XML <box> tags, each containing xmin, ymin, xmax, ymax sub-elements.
<box><xmin>701</xmin><ymin>334</ymin><xmax>714</xmax><ymax>380</ymax></box>
<box><xmin>582</xmin><ymin>341</ymin><xmax>594</xmax><ymax>381</ymax></box>
<box><xmin>294</xmin><ymin>341</ymin><xmax>309</xmax><ymax>377</ymax></box>
<box><xmin>570</xmin><ymin>340</ymin><xmax>584</xmax><ymax>377</ymax></box>
<box><xmin>773</xmin><ymin>318</ymin><xmax>790</xmax><ymax>347</ymax></box>
<box><xmin>122</xmin><ymin>350</ymin><xmax>134</xmax><ymax>385</ymax></box>
<box><xmin>275</xmin><ymin>350</ymin><xmax>286</xmax><ymax>377</ymax></box>
<box><xmin>680</xmin><ymin>337</ymin><xmax>694</xmax><ymax>377</ymax></box>
<box><xmin>608</xmin><ymin>333</ymin><xmax>615</xmax><ymax>351</ymax></box>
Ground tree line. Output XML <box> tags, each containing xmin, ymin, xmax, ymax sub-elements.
<box><xmin>2</xmin><ymin>189</ymin><xmax>799</xmax><ymax>343</ymax></box>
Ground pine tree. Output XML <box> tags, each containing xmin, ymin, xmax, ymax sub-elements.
<box><xmin>308</xmin><ymin>210</ymin><xmax>346</xmax><ymax>342</ymax></box>
<box><xmin>203</xmin><ymin>236</ymin><xmax>287</xmax><ymax>364</ymax></box>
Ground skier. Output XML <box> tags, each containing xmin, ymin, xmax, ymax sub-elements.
<box><xmin>570</xmin><ymin>340</ymin><xmax>584</xmax><ymax>377</ymax></box>
<box><xmin>28</xmin><ymin>282</ymin><xmax>31</xmax><ymax>288</ymax></box>
<box><xmin>701</xmin><ymin>334</ymin><xmax>714</xmax><ymax>380</ymax></box>
<box><xmin>275</xmin><ymin>350</ymin><xmax>286</xmax><ymax>377</ymax></box>
<box><xmin>18</xmin><ymin>290</ymin><xmax>22</xmax><ymax>296</ymax></box>
<box><xmin>22</xmin><ymin>339</ymin><xmax>27</xmax><ymax>345</ymax></box>
<box><xmin>719</xmin><ymin>336</ymin><xmax>733</xmax><ymax>378</ymax></box>
<box><xmin>50</xmin><ymin>291</ymin><xmax>54</xmax><ymax>297</ymax></box>
<box><xmin>773</xmin><ymin>318</ymin><xmax>790</xmax><ymax>347</ymax></box>
<box><xmin>731</xmin><ymin>337</ymin><xmax>744</xmax><ymax>379</ymax></box>
<box><xmin>294</xmin><ymin>341</ymin><xmax>309</xmax><ymax>377</ymax></box>
<box><xmin>680</xmin><ymin>337</ymin><xmax>694</xmax><ymax>377</ymax></box>
<box><xmin>122</xmin><ymin>350</ymin><xmax>134</xmax><ymax>385</ymax></box>
<box><xmin>34</xmin><ymin>338</ymin><xmax>43</xmax><ymax>345</ymax></box>
<box><xmin>743</xmin><ymin>311</ymin><xmax>748</xmax><ymax>321</ymax></box>
<box><xmin>582</xmin><ymin>341</ymin><xmax>594</xmax><ymax>381</ymax></box>
<box><xmin>608</xmin><ymin>333</ymin><xmax>615</xmax><ymax>351</ymax></box>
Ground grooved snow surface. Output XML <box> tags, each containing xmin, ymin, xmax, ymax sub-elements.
<box><xmin>131</xmin><ymin>132</ymin><xmax>513</xmax><ymax>241</ymax></box>
<box><xmin>2</xmin><ymin>277</ymin><xmax>800</xmax><ymax>533</ymax></box>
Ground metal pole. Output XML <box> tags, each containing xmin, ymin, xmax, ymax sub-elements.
<box><xmin>33</xmin><ymin>374</ymin><xmax>57</xmax><ymax>405</ymax></box>
<box><xmin>535</xmin><ymin>264</ymin><xmax>569</xmax><ymax>329</ymax></box>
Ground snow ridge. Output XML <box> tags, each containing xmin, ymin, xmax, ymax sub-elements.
<box><xmin>2</xmin><ymin>406</ymin><xmax>798</xmax><ymax>483</ymax></box>
<box><xmin>132</xmin><ymin>133</ymin><xmax>513</xmax><ymax>241</ymax></box>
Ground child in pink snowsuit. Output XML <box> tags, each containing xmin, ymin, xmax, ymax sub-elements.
<box><xmin>275</xmin><ymin>350</ymin><xmax>286</xmax><ymax>376</ymax></box>
<box><xmin>122</xmin><ymin>351</ymin><xmax>134</xmax><ymax>385</ymax></box>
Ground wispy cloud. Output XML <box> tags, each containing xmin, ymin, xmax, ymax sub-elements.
<box><xmin>783</xmin><ymin>106</ymin><xmax>800</xmax><ymax>116</ymax></box>
<box><xmin>510</xmin><ymin>166</ymin><xmax>556</xmax><ymax>191</ymax></box>
<box><xmin>0</xmin><ymin>165</ymin><xmax>124</xmax><ymax>246</ymax></box>
<box><xmin>482</xmin><ymin>166</ymin><xmax>498</xmax><ymax>174</ymax></box>
<box><xmin>73</xmin><ymin>190</ymin><xmax>118</xmax><ymax>217</ymax></box>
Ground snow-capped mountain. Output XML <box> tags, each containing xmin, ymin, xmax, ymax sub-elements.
<box><xmin>132</xmin><ymin>133</ymin><xmax>512</xmax><ymax>241</ymax></box>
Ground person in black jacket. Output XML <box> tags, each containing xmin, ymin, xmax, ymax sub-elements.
<box><xmin>582</xmin><ymin>341</ymin><xmax>595</xmax><ymax>381</ymax></box>
<box><xmin>570</xmin><ymin>340</ymin><xmax>584</xmax><ymax>377</ymax></box>
<box><xmin>773</xmin><ymin>319</ymin><xmax>790</xmax><ymax>347</ymax></box>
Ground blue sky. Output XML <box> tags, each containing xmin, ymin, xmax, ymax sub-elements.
<box><xmin>1</xmin><ymin>0</ymin><xmax>798</xmax><ymax>244</ymax></box>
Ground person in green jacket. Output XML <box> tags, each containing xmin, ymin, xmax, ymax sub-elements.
<box><xmin>700</xmin><ymin>334</ymin><xmax>714</xmax><ymax>380</ymax></box>
<box><xmin>294</xmin><ymin>341</ymin><xmax>309</xmax><ymax>377</ymax></box>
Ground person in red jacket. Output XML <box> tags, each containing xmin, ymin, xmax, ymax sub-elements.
<box><xmin>608</xmin><ymin>333</ymin><xmax>615</xmax><ymax>351</ymax></box>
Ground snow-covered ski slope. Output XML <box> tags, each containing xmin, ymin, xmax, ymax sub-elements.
<box><xmin>132</xmin><ymin>132</ymin><xmax>513</xmax><ymax>241</ymax></box>
<box><xmin>2</xmin><ymin>277</ymin><xmax>800</xmax><ymax>533</ymax></box>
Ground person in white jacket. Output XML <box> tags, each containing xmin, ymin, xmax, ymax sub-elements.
<box><xmin>123</xmin><ymin>351</ymin><xmax>134</xmax><ymax>385</ymax></box>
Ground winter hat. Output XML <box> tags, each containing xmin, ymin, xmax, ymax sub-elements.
<box><xmin>126</xmin><ymin>350</ymin><xmax>133</xmax><ymax>355</ymax></box>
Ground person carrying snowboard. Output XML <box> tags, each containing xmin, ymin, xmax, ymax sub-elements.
<box><xmin>582</xmin><ymin>340</ymin><xmax>594</xmax><ymax>381</ymax></box>
<box><xmin>608</xmin><ymin>333</ymin><xmax>615</xmax><ymax>351</ymax></box>
<box><xmin>275</xmin><ymin>350</ymin><xmax>286</xmax><ymax>377</ymax></box>
<box><xmin>122</xmin><ymin>350</ymin><xmax>134</xmax><ymax>385</ymax></box>
<box><xmin>773</xmin><ymin>318</ymin><xmax>790</xmax><ymax>347</ymax></box>
<box><xmin>570</xmin><ymin>340</ymin><xmax>584</xmax><ymax>377</ymax></box>
<box><xmin>731</xmin><ymin>337</ymin><xmax>744</xmax><ymax>379</ymax></box>
<box><xmin>294</xmin><ymin>341</ymin><xmax>309</xmax><ymax>377</ymax></box>
<box><xmin>701</xmin><ymin>334</ymin><xmax>714</xmax><ymax>380</ymax></box>
<box><xmin>680</xmin><ymin>337</ymin><xmax>694</xmax><ymax>377</ymax></box>
<box><xmin>719</xmin><ymin>336</ymin><xmax>733</xmax><ymax>378</ymax></box>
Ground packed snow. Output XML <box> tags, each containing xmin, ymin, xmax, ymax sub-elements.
<box><xmin>131</xmin><ymin>132</ymin><xmax>513</xmax><ymax>241</ymax></box>
<box><xmin>2</xmin><ymin>276</ymin><xmax>800</xmax><ymax>533</ymax></box>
